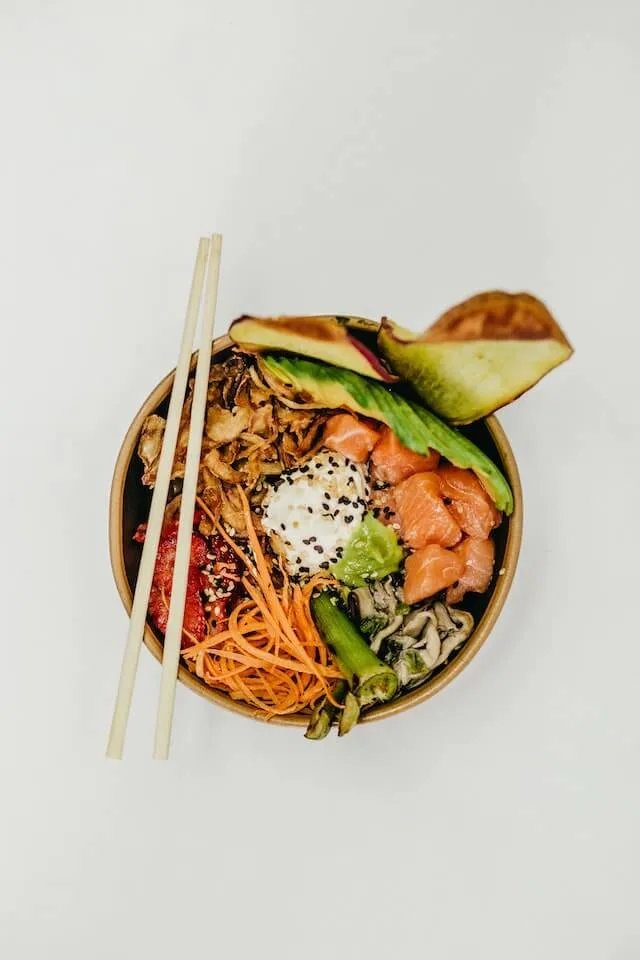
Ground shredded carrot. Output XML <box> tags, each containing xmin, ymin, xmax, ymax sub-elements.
<box><xmin>189</xmin><ymin>492</ymin><xmax>342</xmax><ymax>718</ymax></box>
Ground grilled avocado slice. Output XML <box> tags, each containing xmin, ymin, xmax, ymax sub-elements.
<box><xmin>378</xmin><ymin>291</ymin><xmax>573</xmax><ymax>424</ymax></box>
<box><xmin>229</xmin><ymin>314</ymin><xmax>398</xmax><ymax>382</ymax></box>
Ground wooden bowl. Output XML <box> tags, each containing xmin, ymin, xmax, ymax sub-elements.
<box><xmin>109</xmin><ymin>335</ymin><xmax>523</xmax><ymax>728</ymax></box>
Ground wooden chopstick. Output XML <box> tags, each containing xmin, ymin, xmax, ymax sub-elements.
<box><xmin>106</xmin><ymin>237</ymin><xmax>211</xmax><ymax>759</ymax></box>
<box><xmin>153</xmin><ymin>234</ymin><xmax>223</xmax><ymax>760</ymax></box>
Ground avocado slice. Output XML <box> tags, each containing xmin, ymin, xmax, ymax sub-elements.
<box><xmin>378</xmin><ymin>291</ymin><xmax>573</xmax><ymax>424</ymax></box>
<box><xmin>229</xmin><ymin>315</ymin><xmax>398</xmax><ymax>382</ymax></box>
<box><xmin>262</xmin><ymin>354</ymin><xmax>513</xmax><ymax>514</ymax></box>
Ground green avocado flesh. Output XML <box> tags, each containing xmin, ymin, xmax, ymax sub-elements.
<box><xmin>229</xmin><ymin>315</ymin><xmax>398</xmax><ymax>382</ymax></box>
<box><xmin>331</xmin><ymin>513</ymin><xmax>403</xmax><ymax>587</ymax></box>
<box><xmin>378</xmin><ymin>318</ymin><xmax>572</xmax><ymax>424</ymax></box>
<box><xmin>262</xmin><ymin>354</ymin><xmax>514</xmax><ymax>514</ymax></box>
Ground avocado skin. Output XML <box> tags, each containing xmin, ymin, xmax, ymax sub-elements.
<box><xmin>262</xmin><ymin>354</ymin><xmax>513</xmax><ymax>515</ymax></box>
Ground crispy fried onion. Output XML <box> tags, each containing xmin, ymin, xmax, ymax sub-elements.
<box><xmin>137</xmin><ymin>350</ymin><xmax>329</xmax><ymax>534</ymax></box>
<box><xmin>137</xmin><ymin>414</ymin><xmax>165</xmax><ymax>485</ymax></box>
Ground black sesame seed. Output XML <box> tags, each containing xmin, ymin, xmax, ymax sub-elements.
<box><xmin>373</xmin><ymin>508</ymin><xmax>381</xmax><ymax>518</ymax></box>
<box><xmin>300</xmin><ymin>465</ymin><xmax>309</xmax><ymax>473</ymax></box>
<box><xmin>299</xmin><ymin>566</ymin><xmax>309</xmax><ymax>573</ymax></box>
<box><xmin>327</xmin><ymin>470</ymin><xmax>334</xmax><ymax>475</ymax></box>
<box><xmin>280</xmin><ymin>523</ymin><xmax>286</xmax><ymax>530</ymax></box>
<box><xmin>320</xmin><ymin>561</ymin><xmax>330</xmax><ymax>570</ymax></box>
<box><xmin>309</xmin><ymin>536</ymin><xmax>317</xmax><ymax>543</ymax></box>
<box><xmin>351</xmin><ymin>500</ymin><xmax>359</xmax><ymax>508</ymax></box>
<box><xmin>345</xmin><ymin>515</ymin><xmax>354</xmax><ymax>524</ymax></box>
<box><xmin>313</xmin><ymin>545</ymin><xmax>324</xmax><ymax>554</ymax></box>
<box><xmin>349</xmin><ymin>464</ymin><xmax>357</xmax><ymax>472</ymax></box>
<box><xmin>322</xmin><ymin>503</ymin><xmax>330</xmax><ymax>511</ymax></box>
<box><xmin>338</xmin><ymin>495</ymin><xmax>349</xmax><ymax>505</ymax></box>
<box><xmin>302</xmin><ymin>538</ymin><xmax>311</xmax><ymax>545</ymax></box>
<box><xmin>324</xmin><ymin>492</ymin><xmax>331</xmax><ymax>500</ymax></box>
<box><xmin>307</xmin><ymin>506</ymin><xmax>313</xmax><ymax>514</ymax></box>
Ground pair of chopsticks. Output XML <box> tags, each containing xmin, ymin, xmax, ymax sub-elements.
<box><xmin>107</xmin><ymin>234</ymin><xmax>223</xmax><ymax>759</ymax></box>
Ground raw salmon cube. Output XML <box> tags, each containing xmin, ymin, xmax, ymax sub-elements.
<box><xmin>370</xmin><ymin>426</ymin><xmax>440</xmax><ymax>484</ymax></box>
<box><xmin>393</xmin><ymin>472</ymin><xmax>461</xmax><ymax>549</ymax></box>
<box><xmin>323</xmin><ymin>414</ymin><xmax>379</xmax><ymax>463</ymax></box>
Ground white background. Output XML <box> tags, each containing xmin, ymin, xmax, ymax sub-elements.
<box><xmin>1</xmin><ymin>2</ymin><xmax>639</xmax><ymax>958</ymax></box>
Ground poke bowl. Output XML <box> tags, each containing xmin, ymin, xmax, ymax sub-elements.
<box><xmin>109</xmin><ymin>327</ymin><xmax>524</xmax><ymax>731</ymax></box>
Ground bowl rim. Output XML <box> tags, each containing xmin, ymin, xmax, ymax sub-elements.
<box><xmin>109</xmin><ymin>334</ymin><xmax>523</xmax><ymax>727</ymax></box>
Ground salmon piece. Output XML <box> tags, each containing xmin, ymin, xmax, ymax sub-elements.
<box><xmin>438</xmin><ymin>465</ymin><xmax>502</xmax><ymax>539</ymax></box>
<box><xmin>404</xmin><ymin>544</ymin><xmax>465</xmax><ymax>605</ymax></box>
<box><xmin>370</xmin><ymin>426</ymin><xmax>440</xmax><ymax>484</ymax></box>
<box><xmin>323</xmin><ymin>414</ymin><xmax>379</xmax><ymax>463</ymax></box>
<box><xmin>393</xmin><ymin>472</ymin><xmax>462</xmax><ymax>549</ymax></box>
<box><xmin>446</xmin><ymin>537</ymin><xmax>496</xmax><ymax>604</ymax></box>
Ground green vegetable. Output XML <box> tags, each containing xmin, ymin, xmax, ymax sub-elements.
<box><xmin>304</xmin><ymin>679</ymin><xmax>361</xmax><ymax>740</ymax></box>
<box><xmin>338</xmin><ymin>692</ymin><xmax>361</xmax><ymax>737</ymax></box>
<box><xmin>262</xmin><ymin>354</ymin><xmax>513</xmax><ymax>513</ymax></box>
<box><xmin>305</xmin><ymin>680</ymin><xmax>349</xmax><ymax>740</ymax></box>
<box><xmin>330</xmin><ymin>513</ymin><xmax>403</xmax><ymax>586</ymax></box>
<box><xmin>360</xmin><ymin>615</ymin><xmax>388</xmax><ymax>637</ymax></box>
<box><xmin>304</xmin><ymin>701</ymin><xmax>332</xmax><ymax>741</ymax></box>
<box><xmin>311</xmin><ymin>591</ymin><xmax>398</xmax><ymax>706</ymax></box>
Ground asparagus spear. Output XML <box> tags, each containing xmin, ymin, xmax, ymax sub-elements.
<box><xmin>311</xmin><ymin>591</ymin><xmax>398</xmax><ymax>707</ymax></box>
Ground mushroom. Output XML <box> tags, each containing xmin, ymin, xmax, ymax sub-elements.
<box><xmin>394</xmin><ymin>649</ymin><xmax>433</xmax><ymax>688</ymax></box>
<box><xmin>419</xmin><ymin>615</ymin><xmax>442</xmax><ymax>668</ymax></box>
<box><xmin>349</xmin><ymin>587</ymin><xmax>377</xmax><ymax>623</ymax></box>
<box><xmin>347</xmin><ymin>577</ymin><xmax>475</xmax><ymax>690</ymax></box>
<box><xmin>370</xmin><ymin>614</ymin><xmax>405</xmax><ymax>655</ymax></box>
<box><xmin>450</xmin><ymin>608</ymin><xmax>474</xmax><ymax>635</ymax></box>
<box><xmin>371</xmin><ymin>578</ymin><xmax>398</xmax><ymax>612</ymax></box>
<box><xmin>434</xmin><ymin>608</ymin><xmax>474</xmax><ymax>667</ymax></box>
<box><xmin>387</xmin><ymin>633</ymin><xmax>419</xmax><ymax>651</ymax></box>
<box><xmin>393</xmin><ymin>657</ymin><xmax>411</xmax><ymax>688</ymax></box>
<box><xmin>432</xmin><ymin>601</ymin><xmax>457</xmax><ymax>636</ymax></box>
<box><xmin>402</xmin><ymin>607</ymin><xmax>433</xmax><ymax>638</ymax></box>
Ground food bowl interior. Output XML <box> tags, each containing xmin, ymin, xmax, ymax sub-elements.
<box><xmin>115</xmin><ymin>343</ymin><xmax>519</xmax><ymax>726</ymax></box>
